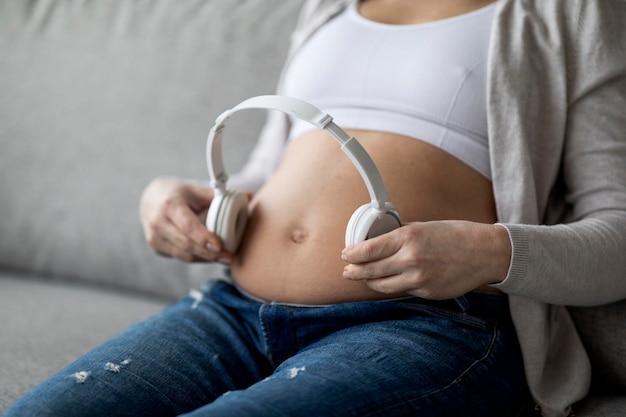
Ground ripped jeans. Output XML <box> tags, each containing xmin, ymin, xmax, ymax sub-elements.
<box><xmin>4</xmin><ymin>280</ymin><xmax>531</xmax><ymax>417</ymax></box>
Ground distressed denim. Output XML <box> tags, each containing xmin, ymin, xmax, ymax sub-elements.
<box><xmin>4</xmin><ymin>280</ymin><xmax>530</xmax><ymax>417</ymax></box>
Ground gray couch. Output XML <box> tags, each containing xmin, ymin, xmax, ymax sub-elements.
<box><xmin>0</xmin><ymin>1</ymin><xmax>624</xmax><ymax>416</ymax></box>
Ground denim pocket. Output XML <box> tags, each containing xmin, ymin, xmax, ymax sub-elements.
<box><xmin>395</xmin><ymin>299</ymin><xmax>492</xmax><ymax>332</ymax></box>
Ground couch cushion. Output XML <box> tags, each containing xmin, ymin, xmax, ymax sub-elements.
<box><xmin>0</xmin><ymin>271</ymin><xmax>168</xmax><ymax>413</ymax></box>
<box><xmin>0</xmin><ymin>0</ymin><xmax>304</xmax><ymax>299</ymax></box>
<box><xmin>569</xmin><ymin>302</ymin><xmax>626</xmax><ymax>394</ymax></box>
<box><xmin>573</xmin><ymin>394</ymin><xmax>626</xmax><ymax>417</ymax></box>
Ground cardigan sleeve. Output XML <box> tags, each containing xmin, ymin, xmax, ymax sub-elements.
<box><xmin>493</xmin><ymin>0</ymin><xmax>626</xmax><ymax>307</ymax></box>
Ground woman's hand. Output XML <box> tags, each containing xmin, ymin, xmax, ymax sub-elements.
<box><xmin>140</xmin><ymin>177</ymin><xmax>233</xmax><ymax>264</ymax></box>
<box><xmin>341</xmin><ymin>221</ymin><xmax>511</xmax><ymax>300</ymax></box>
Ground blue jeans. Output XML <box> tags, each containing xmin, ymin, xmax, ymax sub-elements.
<box><xmin>4</xmin><ymin>280</ymin><xmax>530</xmax><ymax>417</ymax></box>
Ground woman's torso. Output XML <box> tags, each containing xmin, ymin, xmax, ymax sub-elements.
<box><xmin>230</xmin><ymin>0</ymin><xmax>498</xmax><ymax>304</ymax></box>
<box><xmin>230</xmin><ymin>130</ymin><xmax>497</xmax><ymax>304</ymax></box>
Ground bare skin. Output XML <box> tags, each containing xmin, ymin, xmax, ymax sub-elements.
<box><xmin>359</xmin><ymin>0</ymin><xmax>497</xmax><ymax>25</ymax></box>
<box><xmin>230</xmin><ymin>130</ymin><xmax>505</xmax><ymax>303</ymax></box>
<box><xmin>140</xmin><ymin>0</ymin><xmax>510</xmax><ymax>305</ymax></box>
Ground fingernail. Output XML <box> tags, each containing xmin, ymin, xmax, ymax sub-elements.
<box><xmin>206</xmin><ymin>243</ymin><xmax>220</xmax><ymax>253</ymax></box>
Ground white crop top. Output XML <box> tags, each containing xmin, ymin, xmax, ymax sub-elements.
<box><xmin>282</xmin><ymin>0</ymin><xmax>496</xmax><ymax>179</ymax></box>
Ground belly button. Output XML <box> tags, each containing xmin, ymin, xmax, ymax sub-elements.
<box><xmin>291</xmin><ymin>229</ymin><xmax>308</xmax><ymax>244</ymax></box>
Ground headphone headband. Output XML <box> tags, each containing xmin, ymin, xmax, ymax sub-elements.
<box><xmin>206</xmin><ymin>95</ymin><xmax>390</xmax><ymax>210</ymax></box>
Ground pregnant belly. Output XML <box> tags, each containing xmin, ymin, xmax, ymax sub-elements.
<box><xmin>229</xmin><ymin>129</ymin><xmax>497</xmax><ymax>304</ymax></box>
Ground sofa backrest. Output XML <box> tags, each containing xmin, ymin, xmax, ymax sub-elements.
<box><xmin>0</xmin><ymin>0</ymin><xmax>305</xmax><ymax>299</ymax></box>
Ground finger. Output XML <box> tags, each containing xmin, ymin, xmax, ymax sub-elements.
<box><xmin>166</xmin><ymin>238</ymin><xmax>232</xmax><ymax>264</ymax></box>
<box><xmin>149</xmin><ymin>231</ymin><xmax>195</xmax><ymax>262</ymax></box>
<box><xmin>343</xmin><ymin>254</ymin><xmax>405</xmax><ymax>281</ymax></box>
<box><xmin>362</xmin><ymin>274</ymin><xmax>417</xmax><ymax>296</ymax></box>
<box><xmin>157</xmin><ymin>220</ymin><xmax>218</xmax><ymax>262</ymax></box>
<box><xmin>165</xmin><ymin>197</ymin><xmax>222</xmax><ymax>251</ymax></box>
<box><xmin>341</xmin><ymin>231</ymin><xmax>402</xmax><ymax>264</ymax></box>
<box><xmin>191</xmin><ymin>249</ymin><xmax>232</xmax><ymax>264</ymax></box>
<box><xmin>160</xmin><ymin>234</ymin><xmax>232</xmax><ymax>264</ymax></box>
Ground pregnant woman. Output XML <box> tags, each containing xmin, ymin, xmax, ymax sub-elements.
<box><xmin>5</xmin><ymin>1</ymin><xmax>626</xmax><ymax>417</ymax></box>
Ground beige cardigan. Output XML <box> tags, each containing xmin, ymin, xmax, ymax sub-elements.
<box><xmin>230</xmin><ymin>1</ymin><xmax>626</xmax><ymax>415</ymax></box>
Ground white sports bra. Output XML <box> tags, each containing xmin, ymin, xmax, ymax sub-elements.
<box><xmin>282</xmin><ymin>0</ymin><xmax>496</xmax><ymax>179</ymax></box>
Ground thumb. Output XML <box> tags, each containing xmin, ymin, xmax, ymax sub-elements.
<box><xmin>342</xmin><ymin>230</ymin><xmax>402</xmax><ymax>264</ymax></box>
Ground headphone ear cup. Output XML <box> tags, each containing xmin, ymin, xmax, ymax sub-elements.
<box><xmin>345</xmin><ymin>203</ymin><xmax>401</xmax><ymax>247</ymax></box>
<box><xmin>205</xmin><ymin>190</ymin><xmax>249</xmax><ymax>253</ymax></box>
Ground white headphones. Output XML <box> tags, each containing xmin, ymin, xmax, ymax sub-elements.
<box><xmin>206</xmin><ymin>95</ymin><xmax>401</xmax><ymax>253</ymax></box>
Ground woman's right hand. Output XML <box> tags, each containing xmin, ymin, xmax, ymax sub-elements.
<box><xmin>140</xmin><ymin>177</ymin><xmax>232</xmax><ymax>264</ymax></box>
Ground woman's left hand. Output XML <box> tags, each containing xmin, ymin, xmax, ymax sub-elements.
<box><xmin>341</xmin><ymin>220</ymin><xmax>512</xmax><ymax>300</ymax></box>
